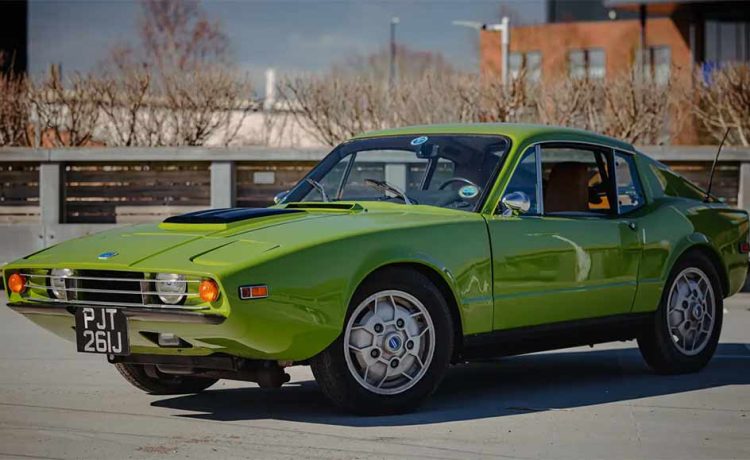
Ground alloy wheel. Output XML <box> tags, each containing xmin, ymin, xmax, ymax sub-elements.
<box><xmin>666</xmin><ymin>267</ymin><xmax>716</xmax><ymax>356</ymax></box>
<box><xmin>343</xmin><ymin>290</ymin><xmax>436</xmax><ymax>395</ymax></box>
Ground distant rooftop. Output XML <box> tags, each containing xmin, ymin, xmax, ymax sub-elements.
<box><xmin>604</xmin><ymin>0</ymin><xmax>728</xmax><ymax>13</ymax></box>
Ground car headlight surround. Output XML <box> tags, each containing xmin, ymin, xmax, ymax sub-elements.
<box><xmin>49</xmin><ymin>268</ymin><xmax>74</xmax><ymax>300</ymax></box>
<box><xmin>155</xmin><ymin>273</ymin><xmax>187</xmax><ymax>305</ymax></box>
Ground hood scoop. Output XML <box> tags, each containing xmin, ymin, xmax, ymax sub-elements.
<box><xmin>162</xmin><ymin>208</ymin><xmax>303</xmax><ymax>225</ymax></box>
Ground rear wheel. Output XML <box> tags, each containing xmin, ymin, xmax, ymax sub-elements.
<box><xmin>638</xmin><ymin>252</ymin><xmax>723</xmax><ymax>374</ymax></box>
<box><xmin>311</xmin><ymin>267</ymin><xmax>454</xmax><ymax>415</ymax></box>
<box><xmin>114</xmin><ymin>363</ymin><xmax>218</xmax><ymax>395</ymax></box>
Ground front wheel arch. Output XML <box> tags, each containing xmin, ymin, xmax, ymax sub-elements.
<box><xmin>351</xmin><ymin>263</ymin><xmax>465</xmax><ymax>362</ymax></box>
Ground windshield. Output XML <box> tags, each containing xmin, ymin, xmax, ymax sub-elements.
<box><xmin>282</xmin><ymin>134</ymin><xmax>509</xmax><ymax>211</ymax></box>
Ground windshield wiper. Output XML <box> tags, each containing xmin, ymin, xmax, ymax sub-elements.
<box><xmin>364</xmin><ymin>179</ymin><xmax>414</xmax><ymax>205</ymax></box>
<box><xmin>305</xmin><ymin>178</ymin><xmax>329</xmax><ymax>202</ymax></box>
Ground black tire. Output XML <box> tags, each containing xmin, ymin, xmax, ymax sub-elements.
<box><xmin>311</xmin><ymin>267</ymin><xmax>454</xmax><ymax>415</ymax></box>
<box><xmin>637</xmin><ymin>251</ymin><xmax>724</xmax><ymax>374</ymax></box>
<box><xmin>114</xmin><ymin>363</ymin><xmax>218</xmax><ymax>395</ymax></box>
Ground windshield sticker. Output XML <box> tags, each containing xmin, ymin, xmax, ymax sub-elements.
<box><xmin>410</xmin><ymin>136</ymin><xmax>428</xmax><ymax>146</ymax></box>
<box><xmin>459</xmin><ymin>185</ymin><xmax>479</xmax><ymax>199</ymax></box>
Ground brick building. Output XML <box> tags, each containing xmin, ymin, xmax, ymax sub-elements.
<box><xmin>480</xmin><ymin>0</ymin><xmax>750</xmax><ymax>83</ymax></box>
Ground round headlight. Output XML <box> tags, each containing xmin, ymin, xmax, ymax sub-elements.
<box><xmin>49</xmin><ymin>268</ymin><xmax>74</xmax><ymax>300</ymax></box>
<box><xmin>155</xmin><ymin>273</ymin><xmax>186</xmax><ymax>305</ymax></box>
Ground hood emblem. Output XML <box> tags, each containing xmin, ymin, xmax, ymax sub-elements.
<box><xmin>410</xmin><ymin>136</ymin><xmax>428</xmax><ymax>146</ymax></box>
<box><xmin>97</xmin><ymin>251</ymin><xmax>119</xmax><ymax>260</ymax></box>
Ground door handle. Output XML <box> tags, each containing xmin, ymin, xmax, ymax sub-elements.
<box><xmin>626</xmin><ymin>221</ymin><xmax>638</xmax><ymax>231</ymax></box>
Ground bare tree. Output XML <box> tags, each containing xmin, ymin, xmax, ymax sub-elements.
<box><xmin>336</xmin><ymin>45</ymin><xmax>455</xmax><ymax>83</ymax></box>
<box><xmin>162</xmin><ymin>68</ymin><xmax>253</xmax><ymax>146</ymax></box>
<box><xmin>279</xmin><ymin>74</ymin><xmax>389</xmax><ymax>146</ymax></box>
<box><xmin>139</xmin><ymin>0</ymin><xmax>228</xmax><ymax>74</ymax></box>
<box><xmin>0</xmin><ymin>72</ymin><xmax>31</xmax><ymax>146</ymax></box>
<box><xmin>475</xmin><ymin>72</ymin><xmax>535</xmax><ymax>123</ymax></box>
<box><xmin>280</xmin><ymin>67</ymin><xmax>538</xmax><ymax>146</ymax></box>
<box><xmin>689</xmin><ymin>64</ymin><xmax>750</xmax><ymax>146</ymax></box>
<box><xmin>29</xmin><ymin>65</ymin><xmax>100</xmax><ymax>147</ymax></box>
<box><xmin>537</xmin><ymin>72</ymin><xmax>671</xmax><ymax>144</ymax></box>
<box><xmin>596</xmin><ymin>72</ymin><xmax>672</xmax><ymax>144</ymax></box>
<box><xmin>92</xmin><ymin>67</ymin><xmax>152</xmax><ymax>147</ymax></box>
<box><xmin>94</xmin><ymin>0</ymin><xmax>252</xmax><ymax>147</ymax></box>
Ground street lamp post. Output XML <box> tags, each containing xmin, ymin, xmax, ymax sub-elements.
<box><xmin>485</xmin><ymin>17</ymin><xmax>510</xmax><ymax>86</ymax></box>
<box><xmin>452</xmin><ymin>16</ymin><xmax>511</xmax><ymax>85</ymax></box>
<box><xmin>389</xmin><ymin>17</ymin><xmax>400</xmax><ymax>92</ymax></box>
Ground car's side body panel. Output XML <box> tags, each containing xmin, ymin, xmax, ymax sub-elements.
<box><xmin>487</xmin><ymin>214</ymin><xmax>642</xmax><ymax>329</ymax></box>
<box><xmin>212</xmin><ymin>206</ymin><xmax>494</xmax><ymax>359</ymax></box>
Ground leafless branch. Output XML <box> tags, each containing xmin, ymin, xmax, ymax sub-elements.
<box><xmin>689</xmin><ymin>64</ymin><xmax>750</xmax><ymax>146</ymax></box>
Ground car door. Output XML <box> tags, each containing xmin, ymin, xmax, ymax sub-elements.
<box><xmin>487</xmin><ymin>142</ymin><xmax>643</xmax><ymax>330</ymax></box>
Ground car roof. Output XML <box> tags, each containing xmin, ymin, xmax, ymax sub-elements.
<box><xmin>354</xmin><ymin>123</ymin><xmax>635</xmax><ymax>153</ymax></box>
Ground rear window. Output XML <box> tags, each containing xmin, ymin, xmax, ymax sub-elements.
<box><xmin>649</xmin><ymin>163</ymin><xmax>706</xmax><ymax>201</ymax></box>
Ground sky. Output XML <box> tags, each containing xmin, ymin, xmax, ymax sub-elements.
<box><xmin>28</xmin><ymin>0</ymin><xmax>546</xmax><ymax>86</ymax></box>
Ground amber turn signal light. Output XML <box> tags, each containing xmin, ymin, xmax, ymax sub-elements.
<box><xmin>239</xmin><ymin>284</ymin><xmax>269</xmax><ymax>300</ymax></box>
<box><xmin>8</xmin><ymin>273</ymin><xmax>27</xmax><ymax>294</ymax></box>
<box><xmin>199</xmin><ymin>279</ymin><xmax>220</xmax><ymax>303</ymax></box>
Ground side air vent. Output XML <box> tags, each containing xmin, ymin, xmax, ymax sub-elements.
<box><xmin>163</xmin><ymin>208</ymin><xmax>303</xmax><ymax>224</ymax></box>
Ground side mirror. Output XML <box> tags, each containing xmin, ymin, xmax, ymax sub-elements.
<box><xmin>501</xmin><ymin>191</ymin><xmax>531</xmax><ymax>216</ymax></box>
<box><xmin>273</xmin><ymin>190</ymin><xmax>289</xmax><ymax>205</ymax></box>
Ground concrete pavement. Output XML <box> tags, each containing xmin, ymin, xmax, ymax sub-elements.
<box><xmin>0</xmin><ymin>293</ymin><xmax>748</xmax><ymax>459</ymax></box>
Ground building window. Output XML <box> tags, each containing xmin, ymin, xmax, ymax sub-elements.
<box><xmin>568</xmin><ymin>48</ymin><xmax>605</xmax><ymax>79</ymax></box>
<box><xmin>509</xmin><ymin>51</ymin><xmax>542</xmax><ymax>82</ymax></box>
<box><xmin>705</xmin><ymin>20</ymin><xmax>750</xmax><ymax>64</ymax></box>
<box><xmin>639</xmin><ymin>46</ymin><xmax>671</xmax><ymax>84</ymax></box>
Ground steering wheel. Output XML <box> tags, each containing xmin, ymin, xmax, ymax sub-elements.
<box><xmin>438</xmin><ymin>177</ymin><xmax>480</xmax><ymax>192</ymax></box>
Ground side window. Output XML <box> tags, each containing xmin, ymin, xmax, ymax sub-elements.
<box><xmin>541</xmin><ymin>145</ymin><xmax>614</xmax><ymax>216</ymax></box>
<box><xmin>501</xmin><ymin>147</ymin><xmax>539</xmax><ymax>215</ymax></box>
<box><xmin>614</xmin><ymin>151</ymin><xmax>645</xmax><ymax>213</ymax></box>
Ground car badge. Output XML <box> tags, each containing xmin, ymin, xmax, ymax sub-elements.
<box><xmin>97</xmin><ymin>251</ymin><xmax>119</xmax><ymax>260</ymax></box>
<box><xmin>410</xmin><ymin>136</ymin><xmax>428</xmax><ymax>146</ymax></box>
<box><xmin>459</xmin><ymin>185</ymin><xmax>479</xmax><ymax>199</ymax></box>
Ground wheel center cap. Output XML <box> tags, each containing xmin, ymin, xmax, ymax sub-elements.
<box><xmin>692</xmin><ymin>304</ymin><xmax>704</xmax><ymax>319</ymax></box>
<box><xmin>385</xmin><ymin>334</ymin><xmax>402</xmax><ymax>352</ymax></box>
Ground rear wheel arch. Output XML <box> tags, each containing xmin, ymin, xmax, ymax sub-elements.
<box><xmin>670</xmin><ymin>244</ymin><xmax>728</xmax><ymax>298</ymax></box>
<box><xmin>352</xmin><ymin>262</ymin><xmax>464</xmax><ymax>359</ymax></box>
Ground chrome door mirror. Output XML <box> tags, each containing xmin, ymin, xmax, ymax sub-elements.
<box><xmin>501</xmin><ymin>191</ymin><xmax>531</xmax><ymax>216</ymax></box>
<box><xmin>273</xmin><ymin>190</ymin><xmax>289</xmax><ymax>204</ymax></box>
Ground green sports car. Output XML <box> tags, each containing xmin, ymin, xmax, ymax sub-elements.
<box><xmin>4</xmin><ymin>124</ymin><xmax>749</xmax><ymax>415</ymax></box>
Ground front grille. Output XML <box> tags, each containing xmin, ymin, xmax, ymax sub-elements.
<box><xmin>77</xmin><ymin>270</ymin><xmax>144</xmax><ymax>305</ymax></box>
<box><xmin>21</xmin><ymin>270</ymin><xmax>206</xmax><ymax>310</ymax></box>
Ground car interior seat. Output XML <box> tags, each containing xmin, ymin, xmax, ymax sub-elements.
<box><xmin>544</xmin><ymin>162</ymin><xmax>590</xmax><ymax>213</ymax></box>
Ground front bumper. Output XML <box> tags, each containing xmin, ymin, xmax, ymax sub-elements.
<box><xmin>8</xmin><ymin>302</ymin><xmax>225</xmax><ymax>324</ymax></box>
<box><xmin>7</xmin><ymin>301</ymin><xmax>237</xmax><ymax>357</ymax></box>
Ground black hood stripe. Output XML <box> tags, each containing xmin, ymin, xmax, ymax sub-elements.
<box><xmin>163</xmin><ymin>208</ymin><xmax>303</xmax><ymax>224</ymax></box>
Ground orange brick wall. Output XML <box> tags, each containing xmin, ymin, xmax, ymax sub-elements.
<box><xmin>480</xmin><ymin>17</ymin><xmax>692</xmax><ymax>81</ymax></box>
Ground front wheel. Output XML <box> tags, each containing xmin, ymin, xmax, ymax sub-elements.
<box><xmin>114</xmin><ymin>363</ymin><xmax>218</xmax><ymax>395</ymax></box>
<box><xmin>311</xmin><ymin>267</ymin><xmax>454</xmax><ymax>415</ymax></box>
<box><xmin>638</xmin><ymin>252</ymin><xmax>723</xmax><ymax>374</ymax></box>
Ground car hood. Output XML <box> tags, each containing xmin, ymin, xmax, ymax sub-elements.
<box><xmin>18</xmin><ymin>203</ymin><xmax>481</xmax><ymax>272</ymax></box>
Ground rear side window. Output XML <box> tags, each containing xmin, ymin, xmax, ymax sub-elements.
<box><xmin>614</xmin><ymin>151</ymin><xmax>645</xmax><ymax>213</ymax></box>
<box><xmin>649</xmin><ymin>162</ymin><xmax>705</xmax><ymax>201</ymax></box>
